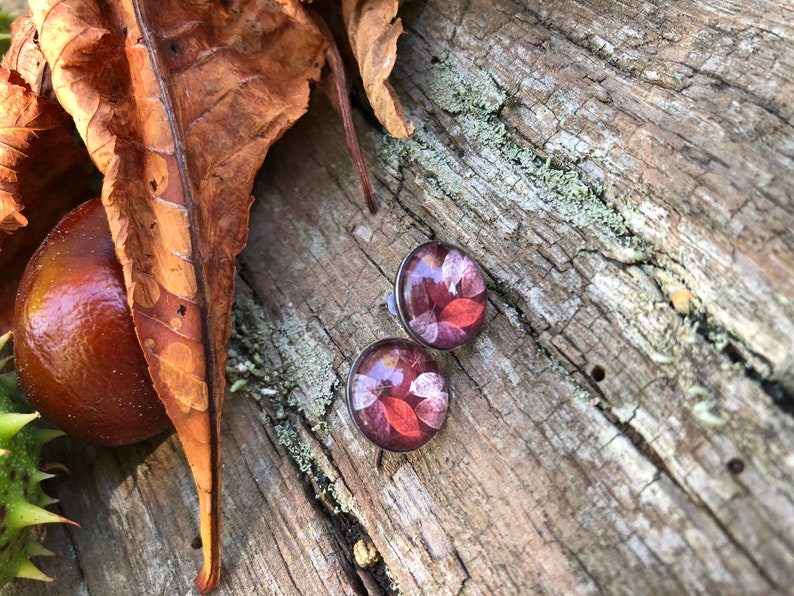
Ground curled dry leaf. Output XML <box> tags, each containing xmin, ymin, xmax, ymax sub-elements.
<box><xmin>29</xmin><ymin>0</ymin><xmax>326</xmax><ymax>592</ymax></box>
<box><xmin>3</xmin><ymin>12</ymin><xmax>51</xmax><ymax>96</ymax></box>
<box><xmin>342</xmin><ymin>0</ymin><xmax>414</xmax><ymax>138</ymax></box>
<box><xmin>0</xmin><ymin>70</ymin><xmax>38</xmax><ymax>237</ymax></box>
<box><xmin>0</xmin><ymin>14</ymin><xmax>97</xmax><ymax>329</ymax></box>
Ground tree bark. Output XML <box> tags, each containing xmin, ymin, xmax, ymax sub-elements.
<box><xmin>6</xmin><ymin>0</ymin><xmax>793</xmax><ymax>594</ymax></box>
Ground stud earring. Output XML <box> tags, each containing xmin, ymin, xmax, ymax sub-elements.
<box><xmin>392</xmin><ymin>241</ymin><xmax>487</xmax><ymax>350</ymax></box>
<box><xmin>347</xmin><ymin>241</ymin><xmax>487</xmax><ymax>453</ymax></box>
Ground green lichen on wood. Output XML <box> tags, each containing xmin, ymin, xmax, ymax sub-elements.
<box><xmin>228</xmin><ymin>290</ymin><xmax>401</xmax><ymax>592</ymax></box>
<box><xmin>379</xmin><ymin>59</ymin><xmax>636</xmax><ymax>249</ymax></box>
<box><xmin>273</xmin><ymin>423</ymin><xmax>315</xmax><ymax>475</ymax></box>
<box><xmin>228</xmin><ymin>291</ymin><xmax>342</xmax><ymax>497</ymax></box>
<box><xmin>270</xmin><ymin>308</ymin><xmax>338</xmax><ymax>431</ymax></box>
<box><xmin>228</xmin><ymin>290</ymin><xmax>337</xmax><ymax>433</ymax></box>
<box><xmin>227</xmin><ymin>300</ymin><xmax>292</xmax><ymax>406</ymax></box>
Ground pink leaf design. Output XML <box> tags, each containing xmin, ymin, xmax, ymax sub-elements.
<box><xmin>460</xmin><ymin>259</ymin><xmax>485</xmax><ymax>297</ymax></box>
<box><xmin>409</xmin><ymin>372</ymin><xmax>446</xmax><ymax>398</ymax></box>
<box><xmin>442</xmin><ymin>249</ymin><xmax>485</xmax><ymax>298</ymax></box>
<box><xmin>409</xmin><ymin>310</ymin><xmax>439</xmax><ymax>344</ymax></box>
<box><xmin>415</xmin><ymin>395</ymin><xmax>448</xmax><ymax>429</ymax></box>
<box><xmin>434</xmin><ymin>322</ymin><xmax>470</xmax><ymax>348</ymax></box>
<box><xmin>350</xmin><ymin>374</ymin><xmax>380</xmax><ymax>410</ymax></box>
<box><xmin>441</xmin><ymin>248</ymin><xmax>465</xmax><ymax>294</ymax></box>
<box><xmin>411</xmin><ymin>372</ymin><xmax>449</xmax><ymax>430</ymax></box>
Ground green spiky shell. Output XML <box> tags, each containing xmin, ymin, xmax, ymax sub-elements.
<box><xmin>0</xmin><ymin>333</ymin><xmax>72</xmax><ymax>587</ymax></box>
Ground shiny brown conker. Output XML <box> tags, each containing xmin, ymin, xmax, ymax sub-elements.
<box><xmin>13</xmin><ymin>199</ymin><xmax>170</xmax><ymax>446</ymax></box>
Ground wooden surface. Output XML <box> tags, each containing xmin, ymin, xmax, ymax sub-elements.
<box><xmin>5</xmin><ymin>0</ymin><xmax>794</xmax><ymax>593</ymax></box>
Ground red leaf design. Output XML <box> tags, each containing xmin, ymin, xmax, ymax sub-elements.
<box><xmin>426</xmin><ymin>278</ymin><xmax>453</xmax><ymax>310</ymax></box>
<box><xmin>406</xmin><ymin>276</ymin><xmax>432</xmax><ymax>315</ymax></box>
<box><xmin>381</xmin><ymin>396</ymin><xmax>420</xmax><ymax>435</ymax></box>
<box><xmin>439</xmin><ymin>298</ymin><xmax>485</xmax><ymax>329</ymax></box>
<box><xmin>357</xmin><ymin>400</ymin><xmax>390</xmax><ymax>445</ymax></box>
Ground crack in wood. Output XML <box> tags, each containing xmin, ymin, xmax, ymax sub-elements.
<box><xmin>642</xmin><ymin>263</ymin><xmax>794</xmax><ymax>416</ymax></box>
<box><xmin>687</xmin><ymin>310</ymin><xmax>794</xmax><ymax>415</ymax></box>
<box><xmin>477</xmin><ymin>199</ymin><xmax>790</xmax><ymax>587</ymax></box>
<box><xmin>227</xmin><ymin>281</ymin><xmax>398</xmax><ymax>595</ymax></box>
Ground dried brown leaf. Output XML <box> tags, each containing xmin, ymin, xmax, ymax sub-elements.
<box><xmin>342</xmin><ymin>0</ymin><xmax>414</xmax><ymax>138</ymax></box>
<box><xmin>2</xmin><ymin>12</ymin><xmax>52</xmax><ymax>97</ymax></box>
<box><xmin>29</xmin><ymin>0</ymin><xmax>326</xmax><ymax>591</ymax></box>
<box><xmin>0</xmin><ymin>55</ymin><xmax>96</xmax><ymax>329</ymax></box>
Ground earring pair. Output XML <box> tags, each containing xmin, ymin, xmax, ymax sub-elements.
<box><xmin>346</xmin><ymin>241</ymin><xmax>487</xmax><ymax>453</ymax></box>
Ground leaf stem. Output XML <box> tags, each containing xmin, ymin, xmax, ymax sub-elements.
<box><xmin>311</xmin><ymin>13</ymin><xmax>377</xmax><ymax>214</ymax></box>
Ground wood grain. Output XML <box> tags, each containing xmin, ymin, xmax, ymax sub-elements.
<box><xmin>5</xmin><ymin>0</ymin><xmax>792</xmax><ymax>593</ymax></box>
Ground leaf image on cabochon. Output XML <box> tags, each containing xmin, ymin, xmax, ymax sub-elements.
<box><xmin>410</xmin><ymin>373</ymin><xmax>448</xmax><ymax>429</ymax></box>
<box><xmin>357</xmin><ymin>399</ymin><xmax>391</xmax><ymax>446</ymax></box>
<box><xmin>443</xmin><ymin>250</ymin><xmax>485</xmax><ymax>298</ymax></box>
<box><xmin>414</xmin><ymin>395</ymin><xmax>448</xmax><ymax>429</ymax></box>
<box><xmin>409</xmin><ymin>372</ymin><xmax>446</xmax><ymax>398</ymax></box>
<box><xmin>381</xmin><ymin>396</ymin><xmax>421</xmax><ymax>436</ymax></box>
<box><xmin>435</xmin><ymin>322</ymin><xmax>469</xmax><ymax>348</ymax></box>
<box><xmin>410</xmin><ymin>310</ymin><xmax>440</xmax><ymax>344</ymax></box>
<box><xmin>350</xmin><ymin>374</ymin><xmax>381</xmax><ymax>410</ymax></box>
<box><xmin>441</xmin><ymin>249</ymin><xmax>464</xmax><ymax>293</ymax></box>
<box><xmin>425</xmin><ymin>279</ymin><xmax>452</xmax><ymax>309</ymax></box>
<box><xmin>407</xmin><ymin>275</ymin><xmax>432</xmax><ymax>314</ymax></box>
<box><xmin>439</xmin><ymin>298</ymin><xmax>485</xmax><ymax>329</ymax></box>
<box><xmin>411</xmin><ymin>310</ymin><xmax>468</xmax><ymax>348</ymax></box>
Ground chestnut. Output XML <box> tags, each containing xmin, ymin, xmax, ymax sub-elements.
<box><xmin>13</xmin><ymin>199</ymin><xmax>170</xmax><ymax>446</ymax></box>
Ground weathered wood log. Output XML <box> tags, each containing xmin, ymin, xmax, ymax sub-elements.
<box><xmin>5</xmin><ymin>0</ymin><xmax>793</xmax><ymax>593</ymax></box>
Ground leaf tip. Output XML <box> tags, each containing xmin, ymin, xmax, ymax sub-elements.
<box><xmin>194</xmin><ymin>563</ymin><xmax>221</xmax><ymax>595</ymax></box>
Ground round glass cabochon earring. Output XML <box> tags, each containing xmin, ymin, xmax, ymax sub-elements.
<box><xmin>394</xmin><ymin>241</ymin><xmax>487</xmax><ymax>351</ymax></box>
<box><xmin>347</xmin><ymin>338</ymin><xmax>449</xmax><ymax>452</ymax></box>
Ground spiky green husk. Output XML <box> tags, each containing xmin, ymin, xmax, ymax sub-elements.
<box><xmin>0</xmin><ymin>332</ymin><xmax>73</xmax><ymax>587</ymax></box>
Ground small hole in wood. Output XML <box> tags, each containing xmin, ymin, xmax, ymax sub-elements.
<box><xmin>178</xmin><ymin>304</ymin><xmax>187</xmax><ymax>317</ymax></box>
<box><xmin>591</xmin><ymin>365</ymin><xmax>606</xmax><ymax>382</ymax></box>
<box><xmin>191</xmin><ymin>535</ymin><xmax>202</xmax><ymax>549</ymax></box>
<box><xmin>727</xmin><ymin>457</ymin><xmax>745</xmax><ymax>475</ymax></box>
